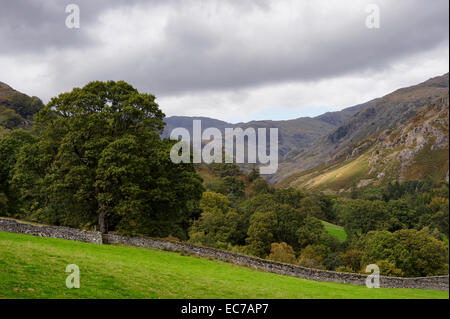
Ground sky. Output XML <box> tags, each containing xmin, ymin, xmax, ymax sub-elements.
<box><xmin>0</xmin><ymin>0</ymin><xmax>448</xmax><ymax>123</ymax></box>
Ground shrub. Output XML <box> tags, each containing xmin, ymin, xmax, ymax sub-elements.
<box><xmin>268</xmin><ymin>242</ymin><xmax>296</xmax><ymax>264</ymax></box>
<box><xmin>373</xmin><ymin>259</ymin><xmax>404</xmax><ymax>277</ymax></box>
<box><xmin>340</xmin><ymin>249</ymin><xmax>364</xmax><ymax>272</ymax></box>
<box><xmin>297</xmin><ymin>245</ymin><xmax>326</xmax><ymax>269</ymax></box>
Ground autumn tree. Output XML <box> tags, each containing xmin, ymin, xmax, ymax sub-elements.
<box><xmin>268</xmin><ymin>242</ymin><xmax>296</xmax><ymax>264</ymax></box>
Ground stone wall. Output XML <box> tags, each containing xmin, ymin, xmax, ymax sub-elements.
<box><xmin>1</xmin><ymin>218</ymin><xmax>448</xmax><ymax>291</ymax></box>
<box><xmin>0</xmin><ymin>218</ymin><xmax>102</xmax><ymax>244</ymax></box>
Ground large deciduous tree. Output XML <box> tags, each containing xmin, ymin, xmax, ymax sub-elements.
<box><xmin>12</xmin><ymin>81</ymin><xmax>203</xmax><ymax>239</ymax></box>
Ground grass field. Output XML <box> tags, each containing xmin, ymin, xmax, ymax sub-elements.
<box><xmin>0</xmin><ymin>231</ymin><xmax>448</xmax><ymax>299</ymax></box>
<box><xmin>322</xmin><ymin>221</ymin><xmax>347</xmax><ymax>242</ymax></box>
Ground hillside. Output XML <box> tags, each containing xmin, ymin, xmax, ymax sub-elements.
<box><xmin>274</xmin><ymin>73</ymin><xmax>449</xmax><ymax>184</ymax></box>
<box><xmin>279</xmin><ymin>94</ymin><xmax>449</xmax><ymax>192</ymax></box>
<box><xmin>0</xmin><ymin>81</ymin><xmax>43</xmax><ymax>134</ymax></box>
<box><xmin>0</xmin><ymin>231</ymin><xmax>446</xmax><ymax>299</ymax></box>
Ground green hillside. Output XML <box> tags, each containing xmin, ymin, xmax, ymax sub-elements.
<box><xmin>0</xmin><ymin>81</ymin><xmax>43</xmax><ymax>132</ymax></box>
<box><xmin>0</xmin><ymin>231</ymin><xmax>447</xmax><ymax>299</ymax></box>
<box><xmin>322</xmin><ymin>221</ymin><xmax>347</xmax><ymax>242</ymax></box>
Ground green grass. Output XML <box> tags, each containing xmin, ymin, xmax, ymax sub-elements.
<box><xmin>0</xmin><ymin>231</ymin><xmax>447</xmax><ymax>299</ymax></box>
<box><xmin>322</xmin><ymin>221</ymin><xmax>348</xmax><ymax>242</ymax></box>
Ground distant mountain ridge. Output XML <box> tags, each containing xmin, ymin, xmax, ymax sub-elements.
<box><xmin>3</xmin><ymin>73</ymin><xmax>448</xmax><ymax>189</ymax></box>
<box><xmin>162</xmin><ymin>102</ymin><xmax>367</xmax><ymax>159</ymax></box>
<box><xmin>272</xmin><ymin>73</ymin><xmax>449</xmax><ymax>184</ymax></box>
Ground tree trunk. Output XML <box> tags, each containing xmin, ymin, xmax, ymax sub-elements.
<box><xmin>98</xmin><ymin>206</ymin><xmax>108</xmax><ymax>244</ymax></box>
<box><xmin>95</xmin><ymin>186</ymin><xmax>108</xmax><ymax>244</ymax></box>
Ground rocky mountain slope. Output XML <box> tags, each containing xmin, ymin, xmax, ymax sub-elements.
<box><xmin>273</xmin><ymin>73</ymin><xmax>449</xmax><ymax>184</ymax></box>
<box><xmin>279</xmin><ymin>94</ymin><xmax>449</xmax><ymax>191</ymax></box>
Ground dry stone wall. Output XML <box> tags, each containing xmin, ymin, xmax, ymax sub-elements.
<box><xmin>0</xmin><ymin>218</ymin><xmax>102</xmax><ymax>244</ymax></box>
<box><xmin>1</xmin><ymin>218</ymin><xmax>448</xmax><ymax>291</ymax></box>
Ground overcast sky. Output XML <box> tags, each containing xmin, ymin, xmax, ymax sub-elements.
<box><xmin>1</xmin><ymin>0</ymin><xmax>448</xmax><ymax>123</ymax></box>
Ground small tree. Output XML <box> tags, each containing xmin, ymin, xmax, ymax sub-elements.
<box><xmin>188</xmin><ymin>192</ymin><xmax>242</xmax><ymax>249</ymax></box>
<box><xmin>373</xmin><ymin>259</ymin><xmax>403</xmax><ymax>277</ymax></box>
<box><xmin>340</xmin><ymin>249</ymin><xmax>365</xmax><ymax>272</ymax></box>
<box><xmin>297</xmin><ymin>245</ymin><xmax>327</xmax><ymax>269</ymax></box>
<box><xmin>296</xmin><ymin>216</ymin><xmax>327</xmax><ymax>248</ymax></box>
<box><xmin>268</xmin><ymin>242</ymin><xmax>296</xmax><ymax>264</ymax></box>
<box><xmin>246</xmin><ymin>211</ymin><xmax>276</xmax><ymax>258</ymax></box>
<box><xmin>247</xmin><ymin>167</ymin><xmax>260</xmax><ymax>182</ymax></box>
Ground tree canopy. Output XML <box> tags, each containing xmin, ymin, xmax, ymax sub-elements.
<box><xmin>10</xmin><ymin>81</ymin><xmax>204</xmax><ymax>239</ymax></box>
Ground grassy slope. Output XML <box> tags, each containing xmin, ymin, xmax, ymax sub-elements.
<box><xmin>283</xmin><ymin>153</ymin><xmax>371</xmax><ymax>192</ymax></box>
<box><xmin>0</xmin><ymin>232</ymin><xmax>447</xmax><ymax>299</ymax></box>
<box><xmin>322</xmin><ymin>221</ymin><xmax>347</xmax><ymax>242</ymax></box>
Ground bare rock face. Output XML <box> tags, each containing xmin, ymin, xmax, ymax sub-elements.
<box><xmin>363</xmin><ymin>94</ymin><xmax>449</xmax><ymax>183</ymax></box>
<box><xmin>357</xmin><ymin>179</ymin><xmax>373</xmax><ymax>188</ymax></box>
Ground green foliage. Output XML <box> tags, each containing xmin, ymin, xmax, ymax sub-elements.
<box><xmin>274</xmin><ymin>204</ymin><xmax>307</xmax><ymax>250</ymax></box>
<box><xmin>298</xmin><ymin>197</ymin><xmax>324</xmax><ymax>219</ymax></box>
<box><xmin>338</xmin><ymin>180</ymin><xmax>450</xmax><ymax>242</ymax></box>
<box><xmin>0</xmin><ymin>130</ymin><xmax>38</xmax><ymax>216</ymax></box>
<box><xmin>10</xmin><ymin>81</ymin><xmax>203</xmax><ymax>237</ymax></box>
<box><xmin>250</xmin><ymin>177</ymin><xmax>273</xmax><ymax>195</ymax></box>
<box><xmin>209</xmin><ymin>163</ymin><xmax>242</xmax><ymax>177</ymax></box>
<box><xmin>204</xmin><ymin>175</ymin><xmax>246</xmax><ymax>202</ymax></box>
<box><xmin>189</xmin><ymin>192</ymin><xmax>243</xmax><ymax>249</ymax></box>
<box><xmin>0</xmin><ymin>107</ymin><xmax>23</xmax><ymax>129</ymax></box>
<box><xmin>195</xmin><ymin>187</ymin><xmax>340</xmax><ymax>260</ymax></box>
<box><xmin>222</xmin><ymin>176</ymin><xmax>246</xmax><ymax>199</ymax></box>
<box><xmin>246</xmin><ymin>211</ymin><xmax>277</xmax><ymax>257</ymax></box>
<box><xmin>358</xmin><ymin>229</ymin><xmax>449</xmax><ymax>277</ymax></box>
<box><xmin>340</xmin><ymin>249</ymin><xmax>364</xmax><ymax>272</ymax></box>
<box><xmin>273</xmin><ymin>188</ymin><xmax>305</xmax><ymax>208</ymax></box>
<box><xmin>9</xmin><ymin>92</ymin><xmax>44</xmax><ymax>118</ymax></box>
<box><xmin>246</xmin><ymin>167</ymin><xmax>260</xmax><ymax>182</ymax></box>
<box><xmin>296</xmin><ymin>216</ymin><xmax>328</xmax><ymax>248</ymax></box>
<box><xmin>375</xmin><ymin>259</ymin><xmax>404</xmax><ymax>277</ymax></box>
<box><xmin>336</xmin><ymin>199</ymin><xmax>383</xmax><ymax>237</ymax></box>
<box><xmin>297</xmin><ymin>245</ymin><xmax>329</xmax><ymax>269</ymax></box>
<box><xmin>336</xmin><ymin>199</ymin><xmax>420</xmax><ymax>237</ymax></box>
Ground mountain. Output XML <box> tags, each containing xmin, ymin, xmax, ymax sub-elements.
<box><xmin>273</xmin><ymin>73</ymin><xmax>449</xmax><ymax>184</ymax></box>
<box><xmin>162</xmin><ymin>103</ymin><xmax>366</xmax><ymax>160</ymax></box>
<box><xmin>162</xmin><ymin>116</ymin><xmax>232</xmax><ymax>139</ymax></box>
<box><xmin>0</xmin><ymin>81</ymin><xmax>43</xmax><ymax>135</ymax></box>
<box><xmin>278</xmin><ymin>94</ymin><xmax>449</xmax><ymax>191</ymax></box>
<box><xmin>315</xmin><ymin>100</ymin><xmax>374</xmax><ymax>126</ymax></box>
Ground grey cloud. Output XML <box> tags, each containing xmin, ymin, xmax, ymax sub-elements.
<box><xmin>0</xmin><ymin>0</ymin><xmax>171</xmax><ymax>53</ymax></box>
<box><xmin>1</xmin><ymin>0</ymin><xmax>449</xmax><ymax>98</ymax></box>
